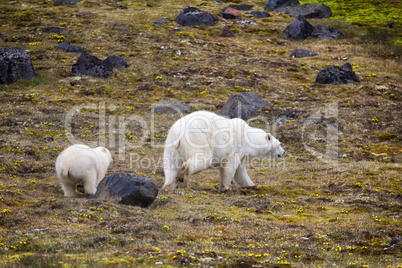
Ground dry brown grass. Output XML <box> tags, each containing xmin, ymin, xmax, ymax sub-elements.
<box><xmin>0</xmin><ymin>0</ymin><xmax>401</xmax><ymax>267</ymax></box>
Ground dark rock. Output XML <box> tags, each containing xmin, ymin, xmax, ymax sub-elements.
<box><xmin>103</xmin><ymin>55</ymin><xmax>128</xmax><ymax>69</ymax></box>
<box><xmin>153</xmin><ymin>100</ymin><xmax>191</xmax><ymax>115</ymax></box>
<box><xmin>88</xmin><ymin>173</ymin><xmax>158</xmax><ymax>208</ymax></box>
<box><xmin>228</xmin><ymin>4</ymin><xmax>253</xmax><ymax>11</ymax></box>
<box><xmin>247</xmin><ymin>11</ymin><xmax>270</xmax><ymax>18</ymax></box>
<box><xmin>77</xmin><ymin>11</ymin><xmax>96</xmax><ymax>17</ymax></box>
<box><xmin>0</xmin><ymin>34</ymin><xmax>6</xmax><ymax>39</ymax></box>
<box><xmin>289</xmin><ymin>48</ymin><xmax>318</xmax><ymax>58</ymax></box>
<box><xmin>41</xmin><ymin>27</ymin><xmax>69</xmax><ymax>35</ymax></box>
<box><xmin>234</xmin><ymin>19</ymin><xmax>257</xmax><ymax>25</ymax></box>
<box><xmin>221</xmin><ymin>7</ymin><xmax>239</xmax><ymax>19</ymax></box>
<box><xmin>265</xmin><ymin>0</ymin><xmax>299</xmax><ymax>10</ymax></box>
<box><xmin>55</xmin><ymin>42</ymin><xmax>84</xmax><ymax>53</ymax></box>
<box><xmin>0</xmin><ymin>48</ymin><xmax>38</xmax><ymax>84</ymax></box>
<box><xmin>176</xmin><ymin>6</ymin><xmax>218</xmax><ymax>27</ymax></box>
<box><xmin>388</xmin><ymin>237</ymin><xmax>402</xmax><ymax>247</ymax></box>
<box><xmin>282</xmin><ymin>16</ymin><xmax>315</xmax><ymax>40</ymax></box>
<box><xmin>311</xmin><ymin>25</ymin><xmax>343</xmax><ymax>40</ymax></box>
<box><xmin>117</xmin><ymin>5</ymin><xmax>128</xmax><ymax>10</ymax></box>
<box><xmin>275</xmin><ymin>3</ymin><xmax>332</xmax><ymax>19</ymax></box>
<box><xmin>41</xmin><ymin>137</ymin><xmax>54</xmax><ymax>143</ymax></box>
<box><xmin>71</xmin><ymin>53</ymin><xmax>113</xmax><ymax>78</ymax></box>
<box><xmin>220</xmin><ymin>25</ymin><xmax>235</xmax><ymax>37</ymax></box>
<box><xmin>214</xmin><ymin>0</ymin><xmax>225</xmax><ymax>3</ymax></box>
<box><xmin>54</xmin><ymin>0</ymin><xmax>82</xmax><ymax>6</ymax></box>
<box><xmin>153</xmin><ymin>18</ymin><xmax>171</xmax><ymax>26</ymax></box>
<box><xmin>220</xmin><ymin>92</ymin><xmax>270</xmax><ymax>120</ymax></box>
<box><xmin>315</xmin><ymin>63</ymin><xmax>360</xmax><ymax>85</ymax></box>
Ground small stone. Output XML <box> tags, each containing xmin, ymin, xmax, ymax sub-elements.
<box><xmin>220</xmin><ymin>92</ymin><xmax>270</xmax><ymax>120</ymax></box>
<box><xmin>265</xmin><ymin>0</ymin><xmax>300</xmax><ymax>10</ymax></box>
<box><xmin>71</xmin><ymin>53</ymin><xmax>113</xmax><ymax>78</ymax></box>
<box><xmin>228</xmin><ymin>4</ymin><xmax>253</xmax><ymax>11</ymax></box>
<box><xmin>282</xmin><ymin>16</ymin><xmax>315</xmax><ymax>40</ymax></box>
<box><xmin>55</xmin><ymin>42</ymin><xmax>84</xmax><ymax>53</ymax></box>
<box><xmin>153</xmin><ymin>100</ymin><xmax>191</xmax><ymax>115</ymax></box>
<box><xmin>54</xmin><ymin>0</ymin><xmax>82</xmax><ymax>6</ymax></box>
<box><xmin>311</xmin><ymin>25</ymin><xmax>343</xmax><ymax>40</ymax></box>
<box><xmin>246</xmin><ymin>11</ymin><xmax>270</xmax><ymax>18</ymax></box>
<box><xmin>220</xmin><ymin>25</ymin><xmax>235</xmax><ymax>37</ymax></box>
<box><xmin>289</xmin><ymin>48</ymin><xmax>318</xmax><ymax>58</ymax></box>
<box><xmin>153</xmin><ymin>18</ymin><xmax>171</xmax><ymax>26</ymax></box>
<box><xmin>103</xmin><ymin>55</ymin><xmax>128</xmax><ymax>69</ymax></box>
<box><xmin>40</xmin><ymin>27</ymin><xmax>69</xmax><ymax>35</ymax></box>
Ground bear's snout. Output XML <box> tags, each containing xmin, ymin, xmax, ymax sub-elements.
<box><xmin>277</xmin><ymin>146</ymin><xmax>285</xmax><ymax>158</ymax></box>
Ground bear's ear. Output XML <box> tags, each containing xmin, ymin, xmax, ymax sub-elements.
<box><xmin>266</xmin><ymin>133</ymin><xmax>271</xmax><ymax>141</ymax></box>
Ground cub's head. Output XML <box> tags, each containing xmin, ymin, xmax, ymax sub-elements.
<box><xmin>96</xmin><ymin>147</ymin><xmax>113</xmax><ymax>166</ymax></box>
<box><xmin>266</xmin><ymin>133</ymin><xmax>285</xmax><ymax>159</ymax></box>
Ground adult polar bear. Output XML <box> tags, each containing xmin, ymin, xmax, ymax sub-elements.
<box><xmin>55</xmin><ymin>144</ymin><xmax>113</xmax><ymax>196</ymax></box>
<box><xmin>162</xmin><ymin>111</ymin><xmax>284</xmax><ymax>192</ymax></box>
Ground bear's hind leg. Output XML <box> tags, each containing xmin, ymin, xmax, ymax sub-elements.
<box><xmin>179</xmin><ymin>156</ymin><xmax>211</xmax><ymax>188</ymax></box>
<box><xmin>61</xmin><ymin>180</ymin><xmax>76</xmax><ymax>197</ymax></box>
<box><xmin>83</xmin><ymin>173</ymin><xmax>98</xmax><ymax>195</ymax></box>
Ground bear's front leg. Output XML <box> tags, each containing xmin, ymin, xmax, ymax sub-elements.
<box><xmin>219</xmin><ymin>164</ymin><xmax>237</xmax><ymax>193</ymax></box>
<box><xmin>233</xmin><ymin>157</ymin><xmax>254</xmax><ymax>187</ymax></box>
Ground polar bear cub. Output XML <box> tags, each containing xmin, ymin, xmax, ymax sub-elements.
<box><xmin>55</xmin><ymin>144</ymin><xmax>113</xmax><ymax>196</ymax></box>
<box><xmin>162</xmin><ymin>111</ymin><xmax>284</xmax><ymax>192</ymax></box>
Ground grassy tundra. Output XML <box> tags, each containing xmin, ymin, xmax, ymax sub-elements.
<box><xmin>0</xmin><ymin>0</ymin><xmax>401</xmax><ymax>267</ymax></box>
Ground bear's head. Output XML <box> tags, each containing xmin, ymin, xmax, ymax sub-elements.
<box><xmin>266</xmin><ymin>133</ymin><xmax>284</xmax><ymax>159</ymax></box>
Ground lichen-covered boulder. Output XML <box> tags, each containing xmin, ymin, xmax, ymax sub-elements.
<box><xmin>220</xmin><ymin>92</ymin><xmax>270</xmax><ymax>120</ymax></box>
<box><xmin>0</xmin><ymin>48</ymin><xmax>38</xmax><ymax>84</ymax></box>
<box><xmin>88</xmin><ymin>173</ymin><xmax>158</xmax><ymax>208</ymax></box>
<box><xmin>176</xmin><ymin>6</ymin><xmax>218</xmax><ymax>26</ymax></box>
<box><xmin>221</xmin><ymin>7</ymin><xmax>239</xmax><ymax>19</ymax></box>
<box><xmin>315</xmin><ymin>63</ymin><xmax>360</xmax><ymax>85</ymax></box>
<box><xmin>275</xmin><ymin>3</ymin><xmax>332</xmax><ymax>19</ymax></box>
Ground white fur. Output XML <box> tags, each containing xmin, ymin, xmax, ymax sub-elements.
<box><xmin>162</xmin><ymin>111</ymin><xmax>284</xmax><ymax>192</ymax></box>
<box><xmin>55</xmin><ymin>144</ymin><xmax>113</xmax><ymax>196</ymax></box>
